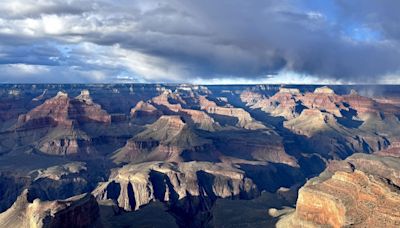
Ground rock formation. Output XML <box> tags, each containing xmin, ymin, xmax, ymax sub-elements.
<box><xmin>93</xmin><ymin>161</ymin><xmax>259</xmax><ymax>211</ymax></box>
<box><xmin>130</xmin><ymin>101</ymin><xmax>162</xmax><ymax>120</ymax></box>
<box><xmin>199</xmin><ymin>96</ymin><xmax>266</xmax><ymax>129</ymax></box>
<box><xmin>375</xmin><ymin>141</ymin><xmax>400</xmax><ymax>158</ymax></box>
<box><xmin>277</xmin><ymin>153</ymin><xmax>400</xmax><ymax>228</ymax></box>
<box><xmin>28</xmin><ymin>162</ymin><xmax>95</xmax><ymax>201</ymax></box>
<box><xmin>150</xmin><ymin>92</ymin><xmax>219</xmax><ymax>131</ymax></box>
<box><xmin>17</xmin><ymin>90</ymin><xmax>111</xmax><ymax>129</ymax></box>
<box><xmin>1</xmin><ymin>84</ymin><xmax>400</xmax><ymax>227</ymax></box>
<box><xmin>17</xmin><ymin>91</ymin><xmax>72</xmax><ymax>128</ymax></box>
<box><xmin>313</xmin><ymin>86</ymin><xmax>335</xmax><ymax>94</ymax></box>
<box><xmin>14</xmin><ymin>90</ymin><xmax>112</xmax><ymax>157</ymax></box>
<box><xmin>112</xmin><ymin>115</ymin><xmax>219</xmax><ymax>163</ymax></box>
<box><xmin>0</xmin><ymin>190</ymin><xmax>100</xmax><ymax>228</ymax></box>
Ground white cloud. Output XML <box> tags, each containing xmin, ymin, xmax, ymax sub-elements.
<box><xmin>2</xmin><ymin>64</ymin><xmax>50</xmax><ymax>75</ymax></box>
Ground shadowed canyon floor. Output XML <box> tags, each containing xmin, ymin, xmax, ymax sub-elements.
<box><xmin>0</xmin><ymin>84</ymin><xmax>400</xmax><ymax>227</ymax></box>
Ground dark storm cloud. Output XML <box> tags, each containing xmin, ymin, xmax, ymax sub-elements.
<box><xmin>335</xmin><ymin>0</ymin><xmax>400</xmax><ymax>40</ymax></box>
<box><xmin>0</xmin><ymin>0</ymin><xmax>399</xmax><ymax>83</ymax></box>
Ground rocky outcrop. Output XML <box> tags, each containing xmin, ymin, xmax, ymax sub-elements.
<box><xmin>17</xmin><ymin>90</ymin><xmax>111</xmax><ymax>129</ymax></box>
<box><xmin>0</xmin><ymin>173</ymin><xmax>30</xmax><ymax>213</ymax></box>
<box><xmin>213</xmin><ymin>131</ymin><xmax>298</xmax><ymax>167</ymax></box>
<box><xmin>93</xmin><ymin>161</ymin><xmax>259</xmax><ymax>211</ymax></box>
<box><xmin>113</xmin><ymin>115</ymin><xmax>218</xmax><ymax>163</ymax></box>
<box><xmin>14</xmin><ymin>90</ymin><xmax>112</xmax><ymax>157</ymax></box>
<box><xmin>69</xmin><ymin>90</ymin><xmax>111</xmax><ymax>124</ymax></box>
<box><xmin>28</xmin><ymin>162</ymin><xmax>94</xmax><ymax>201</ymax></box>
<box><xmin>375</xmin><ymin>141</ymin><xmax>400</xmax><ymax>158</ymax></box>
<box><xmin>17</xmin><ymin>91</ymin><xmax>72</xmax><ymax>128</ymax></box>
<box><xmin>34</xmin><ymin>127</ymin><xmax>97</xmax><ymax>157</ymax></box>
<box><xmin>313</xmin><ymin>86</ymin><xmax>335</xmax><ymax>94</ymax></box>
<box><xmin>150</xmin><ymin>92</ymin><xmax>219</xmax><ymax>131</ymax></box>
<box><xmin>243</xmin><ymin>87</ymin><xmax>305</xmax><ymax>120</ymax></box>
<box><xmin>283</xmin><ymin>109</ymin><xmax>339</xmax><ymax>137</ymax></box>
<box><xmin>130</xmin><ymin>101</ymin><xmax>162</xmax><ymax>120</ymax></box>
<box><xmin>199</xmin><ymin>96</ymin><xmax>266</xmax><ymax>129</ymax></box>
<box><xmin>239</xmin><ymin>91</ymin><xmax>265</xmax><ymax>106</ymax></box>
<box><xmin>283</xmin><ymin>108</ymin><xmax>389</xmax><ymax>159</ymax></box>
<box><xmin>277</xmin><ymin>153</ymin><xmax>400</xmax><ymax>228</ymax></box>
<box><xmin>0</xmin><ymin>162</ymin><xmax>97</xmax><ymax>214</ymax></box>
<box><xmin>0</xmin><ymin>190</ymin><xmax>100</xmax><ymax>228</ymax></box>
<box><xmin>300</xmin><ymin>87</ymin><xmax>343</xmax><ymax>117</ymax></box>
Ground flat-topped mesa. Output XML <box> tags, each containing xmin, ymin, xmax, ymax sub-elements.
<box><xmin>314</xmin><ymin>86</ymin><xmax>335</xmax><ymax>94</ymax></box>
<box><xmin>93</xmin><ymin>161</ymin><xmax>259</xmax><ymax>211</ymax></box>
<box><xmin>0</xmin><ymin>190</ymin><xmax>100</xmax><ymax>228</ymax></box>
<box><xmin>277</xmin><ymin>153</ymin><xmax>400</xmax><ymax>228</ymax></box>
<box><xmin>279</xmin><ymin>87</ymin><xmax>301</xmax><ymax>95</ymax></box>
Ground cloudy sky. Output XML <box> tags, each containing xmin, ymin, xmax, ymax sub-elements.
<box><xmin>0</xmin><ymin>0</ymin><xmax>399</xmax><ymax>84</ymax></box>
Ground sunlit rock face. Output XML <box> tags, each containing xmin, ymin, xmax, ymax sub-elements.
<box><xmin>93</xmin><ymin>161</ymin><xmax>259</xmax><ymax>211</ymax></box>
<box><xmin>13</xmin><ymin>90</ymin><xmax>112</xmax><ymax>157</ymax></box>
<box><xmin>277</xmin><ymin>153</ymin><xmax>400</xmax><ymax>228</ymax></box>
<box><xmin>130</xmin><ymin>100</ymin><xmax>162</xmax><ymax>121</ymax></box>
<box><xmin>18</xmin><ymin>90</ymin><xmax>111</xmax><ymax>128</ymax></box>
<box><xmin>0</xmin><ymin>190</ymin><xmax>99</xmax><ymax>228</ymax></box>
<box><xmin>199</xmin><ymin>95</ymin><xmax>266</xmax><ymax>129</ymax></box>
<box><xmin>17</xmin><ymin>91</ymin><xmax>73</xmax><ymax>128</ymax></box>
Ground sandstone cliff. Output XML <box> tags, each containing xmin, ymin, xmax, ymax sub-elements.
<box><xmin>277</xmin><ymin>153</ymin><xmax>400</xmax><ymax>228</ymax></box>
<box><xmin>93</xmin><ymin>161</ymin><xmax>259</xmax><ymax>211</ymax></box>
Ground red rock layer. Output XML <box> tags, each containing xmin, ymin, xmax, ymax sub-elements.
<box><xmin>17</xmin><ymin>90</ymin><xmax>111</xmax><ymax>129</ymax></box>
<box><xmin>278</xmin><ymin>153</ymin><xmax>400</xmax><ymax>228</ymax></box>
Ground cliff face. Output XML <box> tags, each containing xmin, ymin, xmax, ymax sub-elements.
<box><xmin>93</xmin><ymin>161</ymin><xmax>259</xmax><ymax>211</ymax></box>
<box><xmin>277</xmin><ymin>153</ymin><xmax>400</xmax><ymax>228</ymax></box>
<box><xmin>14</xmin><ymin>90</ymin><xmax>111</xmax><ymax>157</ymax></box>
<box><xmin>17</xmin><ymin>91</ymin><xmax>72</xmax><ymax>128</ymax></box>
<box><xmin>113</xmin><ymin>115</ymin><xmax>219</xmax><ymax>163</ymax></box>
<box><xmin>0</xmin><ymin>162</ymin><xmax>98</xmax><ymax>214</ymax></box>
<box><xmin>18</xmin><ymin>90</ymin><xmax>111</xmax><ymax>128</ymax></box>
<box><xmin>199</xmin><ymin>96</ymin><xmax>266</xmax><ymax>130</ymax></box>
<box><xmin>0</xmin><ymin>190</ymin><xmax>100</xmax><ymax>228</ymax></box>
<box><xmin>130</xmin><ymin>100</ymin><xmax>162</xmax><ymax>122</ymax></box>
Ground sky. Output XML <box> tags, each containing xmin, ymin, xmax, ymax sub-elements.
<box><xmin>0</xmin><ymin>0</ymin><xmax>400</xmax><ymax>84</ymax></box>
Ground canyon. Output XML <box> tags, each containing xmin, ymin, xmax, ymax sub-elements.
<box><xmin>0</xmin><ymin>84</ymin><xmax>399</xmax><ymax>227</ymax></box>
